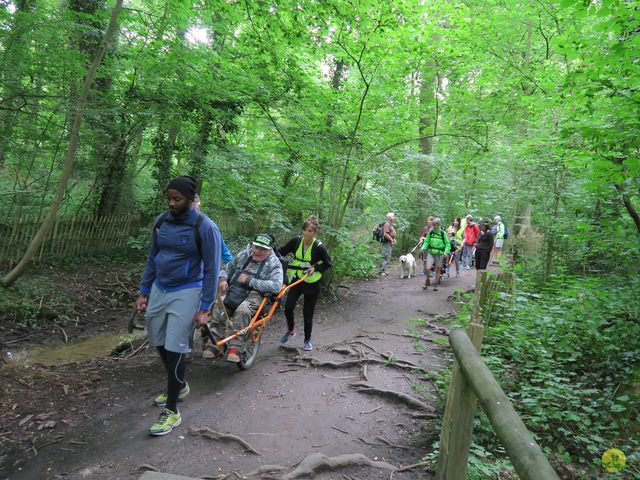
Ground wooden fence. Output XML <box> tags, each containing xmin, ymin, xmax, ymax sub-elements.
<box><xmin>436</xmin><ymin>271</ymin><xmax>559</xmax><ymax>480</ymax></box>
<box><xmin>0</xmin><ymin>214</ymin><xmax>145</xmax><ymax>266</ymax></box>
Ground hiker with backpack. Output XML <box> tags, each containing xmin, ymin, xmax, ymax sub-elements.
<box><xmin>135</xmin><ymin>175</ymin><xmax>222</xmax><ymax>436</ymax></box>
<box><xmin>378</xmin><ymin>212</ymin><xmax>396</xmax><ymax>276</ymax></box>
<box><xmin>419</xmin><ymin>216</ymin><xmax>434</xmax><ymax>276</ymax></box>
<box><xmin>421</xmin><ymin>218</ymin><xmax>451</xmax><ymax>291</ymax></box>
<box><xmin>491</xmin><ymin>215</ymin><xmax>507</xmax><ymax>265</ymax></box>
<box><xmin>446</xmin><ymin>217</ymin><xmax>463</xmax><ymax>277</ymax></box>
<box><xmin>278</xmin><ymin>215</ymin><xmax>333</xmax><ymax>351</ymax></box>
<box><xmin>461</xmin><ymin>214</ymin><xmax>480</xmax><ymax>270</ymax></box>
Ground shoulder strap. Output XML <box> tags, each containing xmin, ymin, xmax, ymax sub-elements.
<box><xmin>230</xmin><ymin>255</ymin><xmax>253</xmax><ymax>285</ymax></box>
<box><xmin>154</xmin><ymin>211</ymin><xmax>170</xmax><ymax>231</ymax></box>
<box><xmin>193</xmin><ymin>215</ymin><xmax>203</xmax><ymax>257</ymax></box>
<box><xmin>154</xmin><ymin>212</ymin><xmax>203</xmax><ymax>258</ymax></box>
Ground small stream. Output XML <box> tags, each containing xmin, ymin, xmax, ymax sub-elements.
<box><xmin>6</xmin><ymin>331</ymin><xmax>145</xmax><ymax>367</ymax></box>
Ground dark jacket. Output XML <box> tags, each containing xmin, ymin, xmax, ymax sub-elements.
<box><xmin>476</xmin><ymin>230</ymin><xmax>494</xmax><ymax>252</ymax></box>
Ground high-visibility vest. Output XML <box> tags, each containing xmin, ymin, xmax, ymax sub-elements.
<box><xmin>291</xmin><ymin>238</ymin><xmax>322</xmax><ymax>283</ymax></box>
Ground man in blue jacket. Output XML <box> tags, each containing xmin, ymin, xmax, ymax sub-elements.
<box><xmin>135</xmin><ymin>175</ymin><xmax>221</xmax><ymax>436</ymax></box>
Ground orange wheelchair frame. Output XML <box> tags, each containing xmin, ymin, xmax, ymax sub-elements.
<box><xmin>202</xmin><ymin>273</ymin><xmax>308</xmax><ymax>370</ymax></box>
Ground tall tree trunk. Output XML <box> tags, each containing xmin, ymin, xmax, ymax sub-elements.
<box><xmin>2</xmin><ymin>0</ymin><xmax>124</xmax><ymax>287</ymax></box>
<box><xmin>0</xmin><ymin>0</ymin><xmax>35</xmax><ymax>167</ymax></box>
<box><xmin>544</xmin><ymin>167</ymin><xmax>565</xmax><ymax>278</ymax></box>
<box><xmin>319</xmin><ymin>59</ymin><xmax>346</xmax><ymax>219</ymax></box>
<box><xmin>191</xmin><ymin>108</ymin><xmax>212</xmax><ymax>179</ymax></box>
<box><xmin>152</xmin><ymin>121</ymin><xmax>180</xmax><ymax>208</ymax></box>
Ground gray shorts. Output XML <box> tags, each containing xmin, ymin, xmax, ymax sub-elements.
<box><xmin>145</xmin><ymin>283</ymin><xmax>201</xmax><ymax>353</ymax></box>
<box><xmin>426</xmin><ymin>252</ymin><xmax>445</xmax><ymax>267</ymax></box>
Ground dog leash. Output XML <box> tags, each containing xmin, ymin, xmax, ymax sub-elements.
<box><xmin>409</xmin><ymin>241</ymin><xmax>423</xmax><ymax>255</ymax></box>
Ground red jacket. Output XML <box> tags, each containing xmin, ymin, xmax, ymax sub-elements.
<box><xmin>463</xmin><ymin>223</ymin><xmax>480</xmax><ymax>246</ymax></box>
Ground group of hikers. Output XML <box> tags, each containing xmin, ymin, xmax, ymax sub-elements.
<box><xmin>378</xmin><ymin>212</ymin><xmax>507</xmax><ymax>290</ymax></box>
<box><xmin>134</xmin><ymin>176</ymin><xmax>332</xmax><ymax>436</ymax></box>
<box><xmin>132</xmin><ymin>175</ymin><xmax>505</xmax><ymax>437</ymax></box>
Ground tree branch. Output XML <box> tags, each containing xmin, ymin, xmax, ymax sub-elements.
<box><xmin>374</xmin><ymin>133</ymin><xmax>488</xmax><ymax>157</ymax></box>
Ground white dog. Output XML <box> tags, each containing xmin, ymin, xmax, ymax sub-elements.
<box><xmin>399</xmin><ymin>253</ymin><xmax>417</xmax><ymax>279</ymax></box>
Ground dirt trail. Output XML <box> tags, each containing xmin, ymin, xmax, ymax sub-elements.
<box><xmin>3</xmin><ymin>264</ymin><xmax>476</xmax><ymax>480</ymax></box>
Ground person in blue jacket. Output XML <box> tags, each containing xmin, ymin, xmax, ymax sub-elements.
<box><xmin>193</xmin><ymin>193</ymin><xmax>233</xmax><ymax>264</ymax></box>
<box><xmin>135</xmin><ymin>175</ymin><xmax>221</xmax><ymax>436</ymax></box>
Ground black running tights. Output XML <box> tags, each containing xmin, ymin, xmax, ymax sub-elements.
<box><xmin>157</xmin><ymin>346</ymin><xmax>186</xmax><ymax>413</ymax></box>
<box><xmin>284</xmin><ymin>282</ymin><xmax>320</xmax><ymax>342</ymax></box>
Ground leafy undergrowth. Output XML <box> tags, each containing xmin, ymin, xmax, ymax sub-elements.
<box><xmin>0</xmin><ymin>258</ymin><xmax>142</xmax><ymax>344</ymax></box>
<box><xmin>424</xmin><ymin>271</ymin><xmax>640</xmax><ymax>479</ymax></box>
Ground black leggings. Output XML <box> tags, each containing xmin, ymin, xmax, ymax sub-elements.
<box><xmin>157</xmin><ymin>346</ymin><xmax>186</xmax><ymax>413</ymax></box>
<box><xmin>475</xmin><ymin>249</ymin><xmax>491</xmax><ymax>270</ymax></box>
<box><xmin>284</xmin><ymin>281</ymin><xmax>321</xmax><ymax>342</ymax></box>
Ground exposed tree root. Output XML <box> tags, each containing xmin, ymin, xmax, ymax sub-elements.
<box><xmin>241</xmin><ymin>464</ymin><xmax>287</xmax><ymax>478</ymax></box>
<box><xmin>292</xmin><ymin>354</ymin><xmax>424</xmax><ymax>373</ymax></box>
<box><xmin>189</xmin><ymin>426</ymin><xmax>261</xmax><ymax>455</ymax></box>
<box><xmin>349</xmin><ymin>382</ymin><xmax>433</xmax><ymax>411</ymax></box>
<box><xmin>243</xmin><ymin>452</ymin><xmax>397</xmax><ymax>479</ymax></box>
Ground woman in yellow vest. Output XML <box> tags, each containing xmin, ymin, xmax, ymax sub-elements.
<box><xmin>278</xmin><ymin>215</ymin><xmax>332</xmax><ymax>351</ymax></box>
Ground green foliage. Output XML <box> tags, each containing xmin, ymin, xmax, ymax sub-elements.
<box><xmin>328</xmin><ymin>227</ymin><xmax>379</xmax><ymax>282</ymax></box>
<box><xmin>0</xmin><ymin>277</ymin><xmax>72</xmax><ymax>331</ymax></box>
<box><xmin>442</xmin><ymin>271</ymin><xmax>640</xmax><ymax>478</ymax></box>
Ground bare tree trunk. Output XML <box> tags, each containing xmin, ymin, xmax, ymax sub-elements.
<box><xmin>2</xmin><ymin>0</ymin><xmax>124</xmax><ymax>287</ymax></box>
<box><xmin>616</xmin><ymin>184</ymin><xmax>640</xmax><ymax>235</ymax></box>
<box><xmin>152</xmin><ymin>121</ymin><xmax>179</xmax><ymax>208</ymax></box>
<box><xmin>191</xmin><ymin>108</ymin><xmax>213</xmax><ymax>179</ymax></box>
<box><xmin>0</xmin><ymin>0</ymin><xmax>36</xmax><ymax>167</ymax></box>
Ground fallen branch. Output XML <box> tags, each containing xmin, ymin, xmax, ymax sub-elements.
<box><xmin>320</xmin><ymin>374</ymin><xmax>357</xmax><ymax>379</ymax></box>
<box><xmin>189</xmin><ymin>426</ymin><xmax>261</xmax><ymax>455</ymax></box>
<box><xmin>396</xmin><ymin>460</ymin><xmax>432</xmax><ymax>472</ymax></box>
<box><xmin>361</xmin><ymin>404</ymin><xmax>383</xmax><ymax>415</ymax></box>
<box><xmin>376</xmin><ymin>436</ymin><xmax>412</xmax><ymax>450</ymax></box>
<box><xmin>411</xmin><ymin>412</ymin><xmax>439</xmax><ymax>419</ymax></box>
<box><xmin>124</xmin><ymin>339</ymin><xmax>148</xmax><ymax>359</ymax></box>
<box><xmin>350</xmin><ymin>382</ymin><xmax>434</xmax><ymax>411</ymax></box>
<box><xmin>331</xmin><ymin>425</ymin><xmax>349</xmax><ymax>435</ymax></box>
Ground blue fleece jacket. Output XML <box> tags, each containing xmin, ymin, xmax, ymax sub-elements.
<box><xmin>139</xmin><ymin>207</ymin><xmax>221</xmax><ymax>311</ymax></box>
<box><xmin>221</xmin><ymin>239</ymin><xmax>233</xmax><ymax>264</ymax></box>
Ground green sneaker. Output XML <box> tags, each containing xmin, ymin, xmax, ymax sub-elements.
<box><xmin>149</xmin><ymin>408</ymin><xmax>182</xmax><ymax>436</ymax></box>
<box><xmin>153</xmin><ymin>382</ymin><xmax>190</xmax><ymax>407</ymax></box>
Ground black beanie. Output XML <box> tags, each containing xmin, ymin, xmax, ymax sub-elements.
<box><xmin>166</xmin><ymin>176</ymin><xmax>197</xmax><ymax>200</ymax></box>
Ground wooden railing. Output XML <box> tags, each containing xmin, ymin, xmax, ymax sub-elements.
<box><xmin>436</xmin><ymin>271</ymin><xmax>559</xmax><ymax>480</ymax></box>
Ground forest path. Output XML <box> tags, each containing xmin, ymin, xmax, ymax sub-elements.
<box><xmin>6</xmin><ymin>263</ymin><xmax>476</xmax><ymax>480</ymax></box>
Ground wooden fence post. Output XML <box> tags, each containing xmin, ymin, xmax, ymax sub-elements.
<box><xmin>435</xmin><ymin>271</ymin><xmax>489</xmax><ymax>479</ymax></box>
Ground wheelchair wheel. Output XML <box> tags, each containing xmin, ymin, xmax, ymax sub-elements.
<box><xmin>237</xmin><ymin>329</ymin><xmax>261</xmax><ymax>370</ymax></box>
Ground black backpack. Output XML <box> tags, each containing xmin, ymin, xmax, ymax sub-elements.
<box><xmin>372</xmin><ymin>222</ymin><xmax>385</xmax><ymax>242</ymax></box>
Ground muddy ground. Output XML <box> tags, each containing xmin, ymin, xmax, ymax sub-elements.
<box><xmin>1</xmin><ymin>261</ymin><xmax>476</xmax><ymax>480</ymax></box>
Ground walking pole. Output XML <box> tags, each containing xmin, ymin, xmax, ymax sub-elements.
<box><xmin>216</xmin><ymin>291</ymin><xmax>233</xmax><ymax>329</ymax></box>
